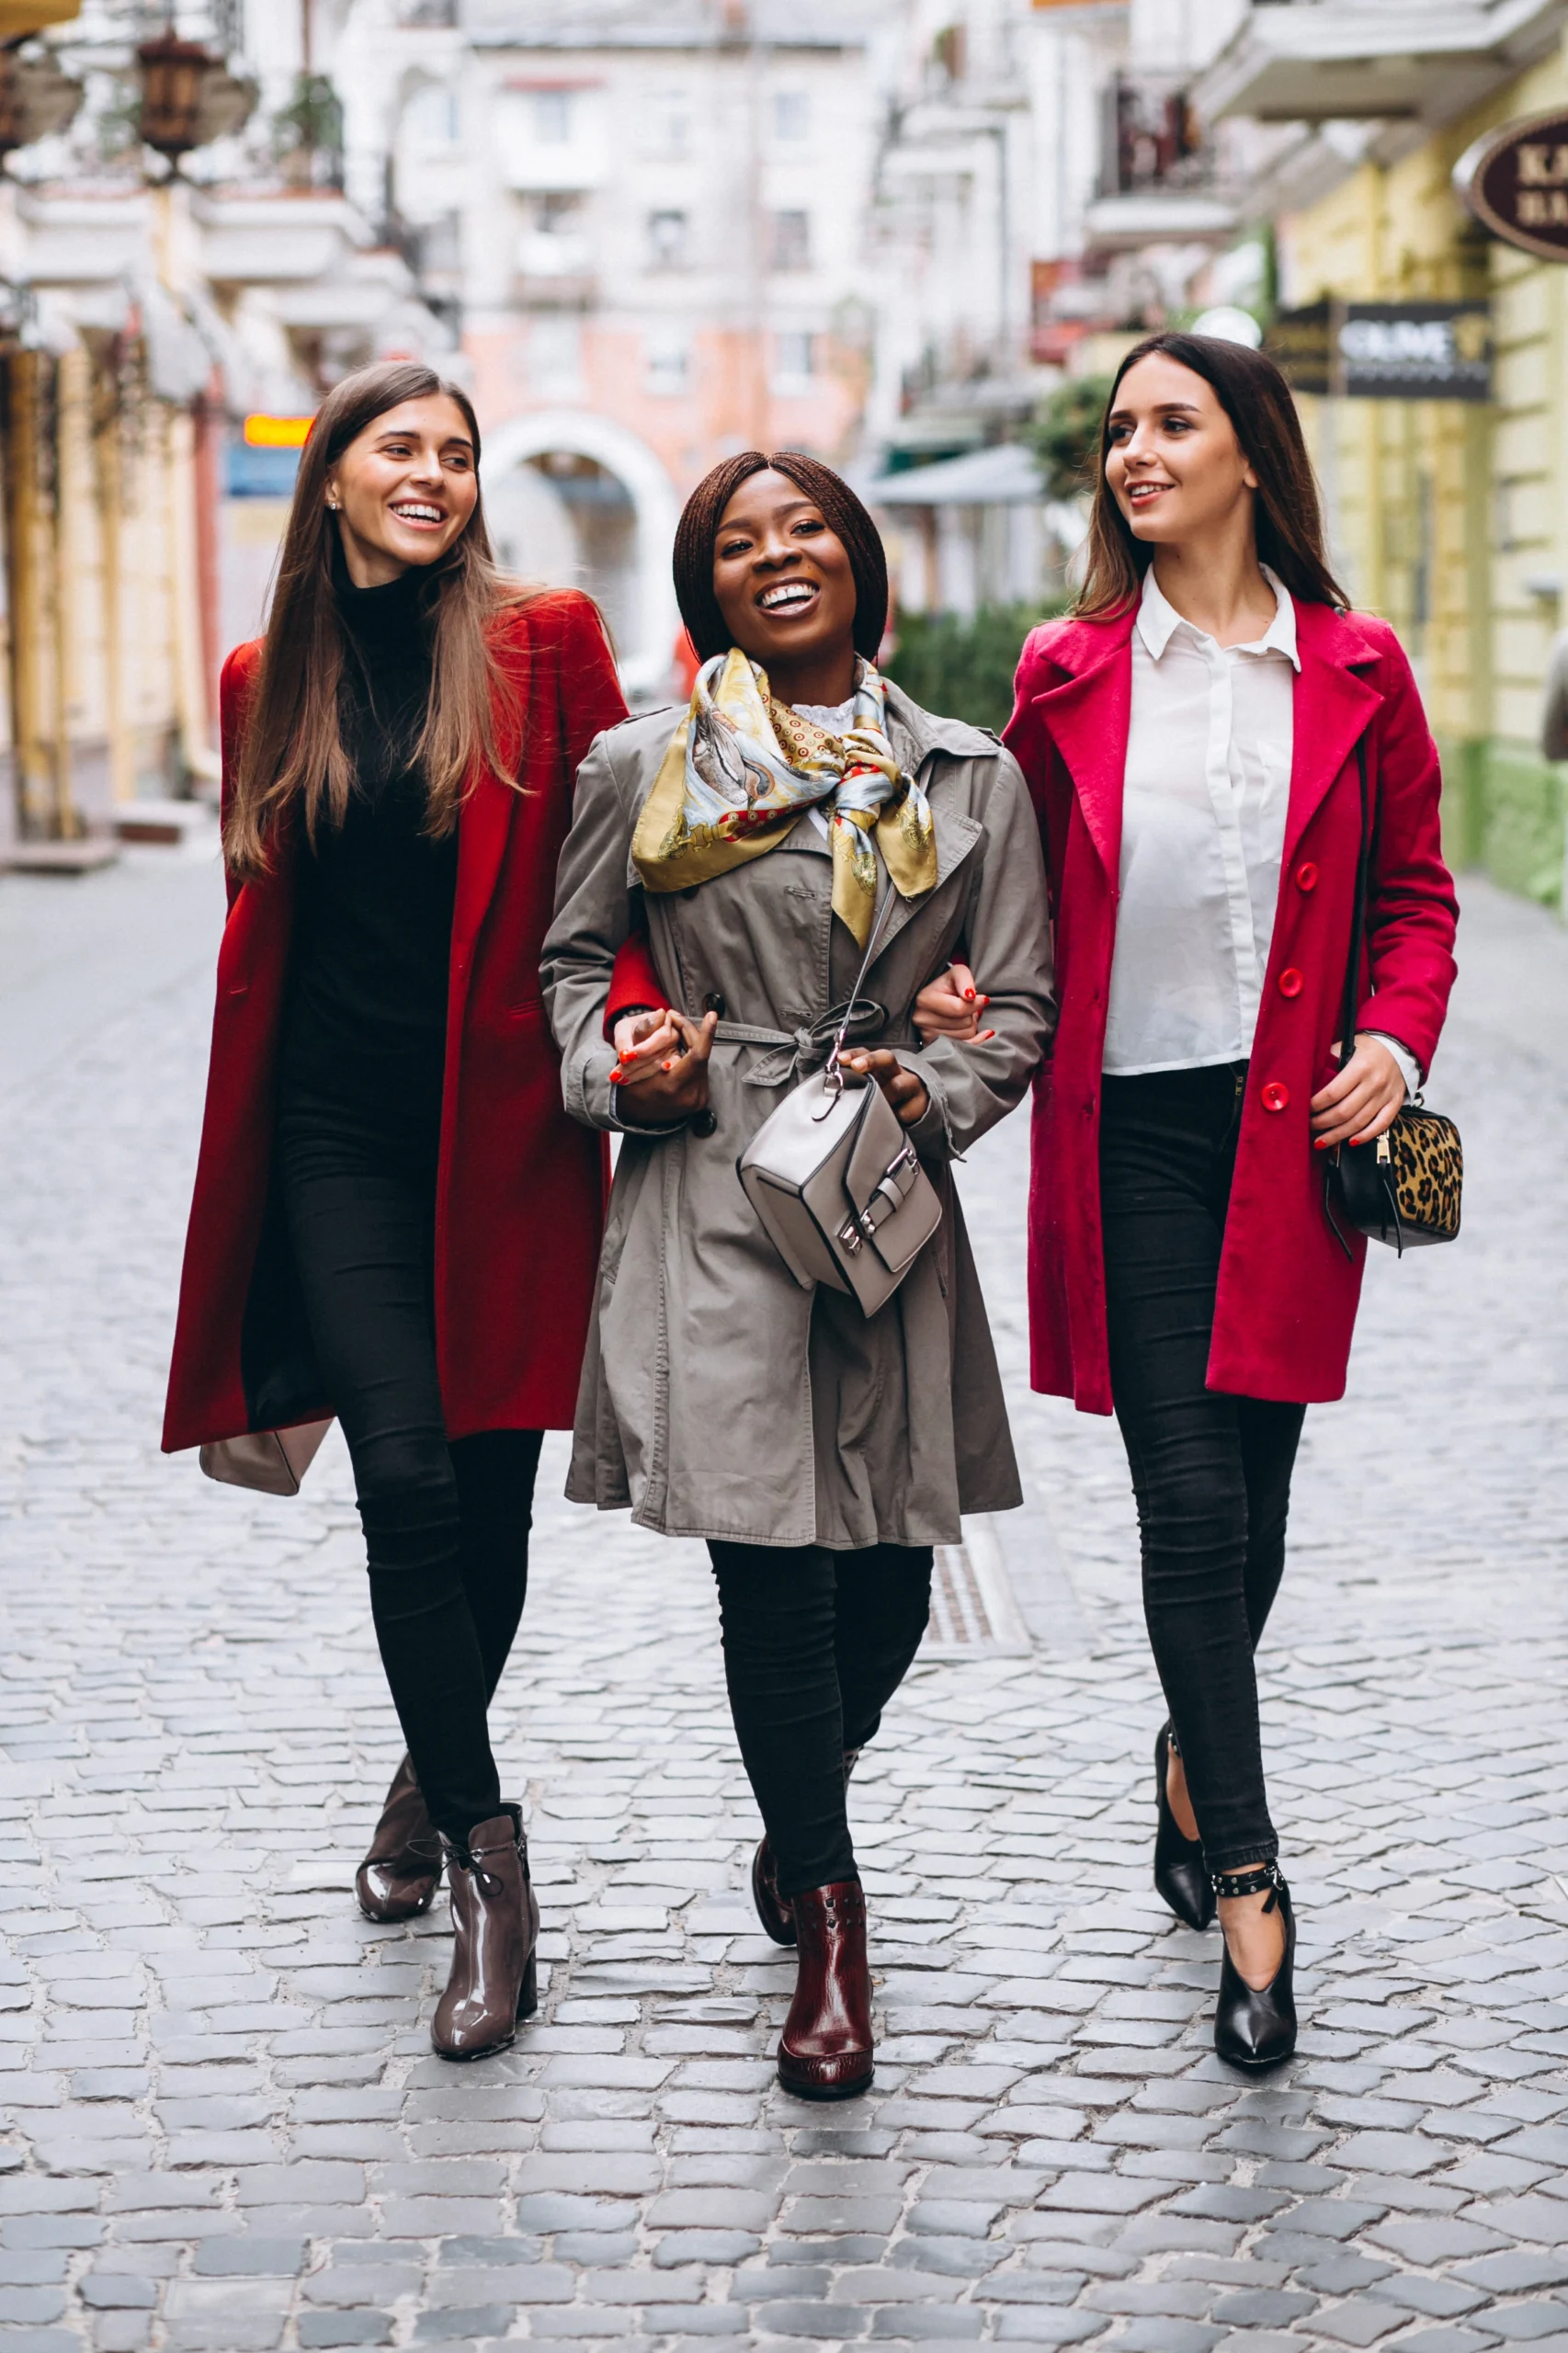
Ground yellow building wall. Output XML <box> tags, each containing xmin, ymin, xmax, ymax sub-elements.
<box><xmin>1278</xmin><ymin>35</ymin><xmax>1568</xmax><ymax>900</ymax></box>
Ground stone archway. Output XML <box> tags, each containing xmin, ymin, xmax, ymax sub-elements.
<box><xmin>481</xmin><ymin>411</ymin><xmax>681</xmax><ymax>699</ymax></box>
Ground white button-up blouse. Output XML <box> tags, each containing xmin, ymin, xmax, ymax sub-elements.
<box><xmin>1103</xmin><ymin>566</ymin><xmax>1419</xmax><ymax>1094</ymax></box>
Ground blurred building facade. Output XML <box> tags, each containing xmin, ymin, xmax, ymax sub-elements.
<box><xmin>0</xmin><ymin>0</ymin><xmax>449</xmax><ymax>864</ymax></box>
<box><xmin>11</xmin><ymin>0</ymin><xmax>1568</xmax><ymax>911</ymax></box>
<box><xmin>1195</xmin><ymin>0</ymin><xmax>1568</xmax><ymax>908</ymax></box>
<box><xmin>335</xmin><ymin>0</ymin><xmax>886</xmax><ymax>693</ymax></box>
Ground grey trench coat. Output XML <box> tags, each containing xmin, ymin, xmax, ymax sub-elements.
<box><xmin>542</xmin><ymin>682</ymin><xmax>1056</xmax><ymax>1550</ymax></box>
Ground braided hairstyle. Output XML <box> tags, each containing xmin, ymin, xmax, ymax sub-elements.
<box><xmin>672</xmin><ymin>449</ymin><xmax>889</xmax><ymax>665</ymax></box>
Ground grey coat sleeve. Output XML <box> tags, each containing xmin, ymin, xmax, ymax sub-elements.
<box><xmin>541</xmin><ymin>728</ymin><xmax>648</xmax><ymax>1136</ymax></box>
<box><xmin>903</xmin><ymin>751</ymin><xmax>1056</xmax><ymax>1163</ymax></box>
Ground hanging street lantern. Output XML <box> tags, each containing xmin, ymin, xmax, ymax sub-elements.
<box><xmin>136</xmin><ymin>31</ymin><xmax>212</xmax><ymax>162</ymax></box>
<box><xmin>0</xmin><ymin>47</ymin><xmax>85</xmax><ymax>159</ymax></box>
<box><xmin>135</xmin><ymin>30</ymin><xmax>256</xmax><ymax>167</ymax></box>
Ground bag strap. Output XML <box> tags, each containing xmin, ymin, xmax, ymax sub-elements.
<box><xmin>1335</xmin><ymin>736</ymin><xmax>1372</xmax><ymax>1075</ymax></box>
<box><xmin>824</xmin><ymin>879</ymin><xmax>899</xmax><ymax>1091</ymax></box>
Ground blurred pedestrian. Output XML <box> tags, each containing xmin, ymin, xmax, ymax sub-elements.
<box><xmin>542</xmin><ymin>452</ymin><xmax>1054</xmax><ymax>2099</ymax></box>
<box><xmin>1540</xmin><ymin>621</ymin><xmax>1568</xmax><ymax>760</ymax></box>
<box><xmin>163</xmin><ymin>360</ymin><xmax>628</xmax><ymax>2059</ymax></box>
<box><xmin>928</xmin><ymin>335</ymin><xmax>1457</xmax><ymax>2067</ymax></box>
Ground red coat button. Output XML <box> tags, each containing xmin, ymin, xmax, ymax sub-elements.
<box><xmin>1295</xmin><ymin>861</ymin><xmax>1319</xmax><ymax>892</ymax></box>
<box><xmin>1278</xmin><ymin>967</ymin><xmax>1303</xmax><ymax>998</ymax></box>
<box><xmin>1260</xmin><ymin>1081</ymin><xmax>1290</xmax><ymax>1113</ymax></box>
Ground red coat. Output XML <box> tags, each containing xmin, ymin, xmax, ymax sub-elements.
<box><xmin>162</xmin><ymin>590</ymin><xmax>629</xmax><ymax>1453</ymax></box>
<box><xmin>1003</xmin><ymin>597</ymin><xmax>1458</xmax><ymax>1415</ymax></box>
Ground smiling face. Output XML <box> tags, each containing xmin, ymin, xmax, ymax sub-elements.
<box><xmin>1104</xmin><ymin>352</ymin><xmax>1258</xmax><ymax>551</ymax></box>
<box><xmin>325</xmin><ymin>394</ymin><xmax>480</xmax><ymax>588</ymax></box>
<box><xmin>710</xmin><ymin>468</ymin><xmax>860</xmax><ymax>703</ymax></box>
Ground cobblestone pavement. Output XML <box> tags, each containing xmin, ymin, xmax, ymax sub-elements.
<box><xmin>0</xmin><ymin>852</ymin><xmax>1566</xmax><ymax>2353</ymax></box>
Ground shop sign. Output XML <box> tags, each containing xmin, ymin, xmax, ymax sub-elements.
<box><xmin>1266</xmin><ymin>301</ymin><xmax>1493</xmax><ymax>401</ymax></box>
<box><xmin>1456</xmin><ymin>111</ymin><xmax>1568</xmax><ymax>263</ymax></box>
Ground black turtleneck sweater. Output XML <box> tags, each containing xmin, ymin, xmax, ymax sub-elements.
<box><xmin>278</xmin><ymin>563</ymin><xmax>458</xmax><ymax>1138</ymax></box>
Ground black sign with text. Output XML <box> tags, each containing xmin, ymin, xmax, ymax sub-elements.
<box><xmin>1266</xmin><ymin>301</ymin><xmax>1493</xmax><ymax>401</ymax></box>
<box><xmin>1458</xmin><ymin>111</ymin><xmax>1568</xmax><ymax>263</ymax></box>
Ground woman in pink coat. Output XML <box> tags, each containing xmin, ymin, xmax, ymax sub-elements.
<box><xmin>924</xmin><ymin>334</ymin><xmax>1457</xmax><ymax>2066</ymax></box>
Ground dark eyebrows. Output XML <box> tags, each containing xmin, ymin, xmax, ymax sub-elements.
<box><xmin>374</xmin><ymin>426</ymin><xmax>473</xmax><ymax>450</ymax></box>
<box><xmin>1108</xmin><ymin>399</ymin><xmax>1202</xmax><ymax>424</ymax></box>
<box><xmin>714</xmin><ymin>495</ymin><xmax>822</xmax><ymax>545</ymax></box>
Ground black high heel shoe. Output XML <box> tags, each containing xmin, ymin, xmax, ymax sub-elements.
<box><xmin>1153</xmin><ymin>1723</ymin><xmax>1215</xmax><ymax>1930</ymax></box>
<box><xmin>1212</xmin><ymin>1861</ymin><xmax>1296</xmax><ymax>2069</ymax></box>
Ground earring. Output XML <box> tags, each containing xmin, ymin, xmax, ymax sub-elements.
<box><xmin>327</xmin><ymin>497</ymin><xmax>341</xmax><ymax>511</ymax></box>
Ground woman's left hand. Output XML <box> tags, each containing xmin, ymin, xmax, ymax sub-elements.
<box><xmin>1310</xmin><ymin>1033</ymin><xmax>1406</xmax><ymax>1150</ymax></box>
<box><xmin>841</xmin><ymin>1048</ymin><xmax>930</xmax><ymax>1129</ymax></box>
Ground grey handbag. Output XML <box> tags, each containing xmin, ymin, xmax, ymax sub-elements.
<box><xmin>199</xmin><ymin>1419</ymin><xmax>333</xmax><ymax>1496</ymax></box>
<box><xmin>737</xmin><ymin>891</ymin><xmax>942</xmax><ymax>1317</ymax></box>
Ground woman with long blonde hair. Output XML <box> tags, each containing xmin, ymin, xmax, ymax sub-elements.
<box><xmin>165</xmin><ymin>361</ymin><xmax>628</xmax><ymax>2058</ymax></box>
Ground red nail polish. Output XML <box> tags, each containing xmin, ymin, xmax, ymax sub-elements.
<box><xmin>661</xmin><ymin>1061</ymin><xmax>674</xmax><ymax>1074</ymax></box>
<box><xmin>963</xmin><ymin>988</ymin><xmax>976</xmax><ymax>1002</ymax></box>
<box><xmin>978</xmin><ymin>1029</ymin><xmax>995</xmax><ymax>1041</ymax></box>
<box><xmin>1313</xmin><ymin>1138</ymin><xmax>1329</xmax><ymax>1150</ymax></box>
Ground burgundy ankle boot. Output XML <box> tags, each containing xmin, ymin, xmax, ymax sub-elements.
<box><xmin>356</xmin><ymin>1756</ymin><xmax>442</xmax><ymax>1922</ymax></box>
<box><xmin>777</xmin><ymin>1880</ymin><xmax>874</xmax><ymax>2100</ymax></box>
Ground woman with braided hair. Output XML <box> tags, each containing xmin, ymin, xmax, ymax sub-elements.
<box><xmin>543</xmin><ymin>451</ymin><xmax>1054</xmax><ymax>2098</ymax></box>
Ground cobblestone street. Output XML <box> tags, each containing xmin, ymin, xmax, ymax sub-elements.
<box><xmin>1</xmin><ymin>847</ymin><xmax>1566</xmax><ymax>2353</ymax></box>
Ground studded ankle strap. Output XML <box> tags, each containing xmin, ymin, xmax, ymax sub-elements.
<box><xmin>1210</xmin><ymin>1860</ymin><xmax>1285</xmax><ymax>1906</ymax></box>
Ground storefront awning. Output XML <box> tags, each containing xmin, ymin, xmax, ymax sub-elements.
<box><xmin>0</xmin><ymin>2</ymin><xmax>81</xmax><ymax>29</ymax></box>
<box><xmin>869</xmin><ymin>443</ymin><xmax>1042</xmax><ymax>507</ymax></box>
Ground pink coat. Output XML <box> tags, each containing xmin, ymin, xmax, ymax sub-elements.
<box><xmin>1002</xmin><ymin>597</ymin><xmax>1459</xmax><ymax>1415</ymax></box>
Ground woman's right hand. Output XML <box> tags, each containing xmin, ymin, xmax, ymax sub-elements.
<box><xmin>913</xmin><ymin>962</ymin><xmax>994</xmax><ymax>1044</ymax></box>
<box><xmin>610</xmin><ymin>1007</ymin><xmax>718</xmax><ymax>1124</ymax></box>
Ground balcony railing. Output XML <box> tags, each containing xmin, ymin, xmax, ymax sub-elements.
<box><xmin>1098</xmin><ymin>74</ymin><xmax>1219</xmax><ymax>199</ymax></box>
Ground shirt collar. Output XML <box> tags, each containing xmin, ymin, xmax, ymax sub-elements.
<box><xmin>1135</xmin><ymin>563</ymin><xmax>1301</xmax><ymax>672</ymax></box>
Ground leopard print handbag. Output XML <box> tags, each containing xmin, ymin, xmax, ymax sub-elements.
<box><xmin>1324</xmin><ymin>742</ymin><xmax>1462</xmax><ymax>1257</ymax></box>
<box><xmin>1328</xmin><ymin>1100</ymin><xmax>1462</xmax><ymax>1254</ymax></box>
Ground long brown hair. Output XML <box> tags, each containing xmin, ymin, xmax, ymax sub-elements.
<box><xmin>224</xmin><ymin>361</ymin><xmax>528</xmax><ymax>878</ymax></box>
<box><xmin>672</xmin><ymin>449</ymin><xmax>889</xmax><ymax>663</ymax></box>
<box><xmin>1076</xmin><ymin>332</ymin><xmax>1347</xmax><ymax>619</ymax></box>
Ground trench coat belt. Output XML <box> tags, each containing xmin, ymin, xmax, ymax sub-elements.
<box><xmin>710</xmin><ymin>999</ymin><xmax>889</xmax><ymax>1088</ymax></box>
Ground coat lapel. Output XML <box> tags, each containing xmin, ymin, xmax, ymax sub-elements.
<box><xmin>449</xmin><ymin>629</ymin><xmax>530</xmax><ymax>1009</ymax></box>
<box><xmin>1028</xmin><ymin>609</ymin><xmax>1136</xmax><ymax>881</ymax></box>
<box><xmin>1283</xmin><ymin>602</ymin><xmax>1383</xmax><ymax>859</ymax></box>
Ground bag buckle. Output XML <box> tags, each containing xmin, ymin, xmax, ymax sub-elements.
<box><xmin>835</xmin><ymin>1214</ymin><xmax>865</xmax><ymax>1255</ymax></box>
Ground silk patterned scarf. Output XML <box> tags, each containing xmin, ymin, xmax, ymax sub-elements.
<box><xmin>631</xmin><ymin>648</ymin><xmax>937</xmax><ymax>946</ymax></box>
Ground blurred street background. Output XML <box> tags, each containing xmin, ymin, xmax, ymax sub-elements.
<box><xmin>0</xmin><ymin>0</ymin><xmax>1565</xmax><ymax>896</ymax></box>
<box><xmin>6</xmin><ymin>4</ymin><xmax>1568</xmax><ymax>2352</ymax></box>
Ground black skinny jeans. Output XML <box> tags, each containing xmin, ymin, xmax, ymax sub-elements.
<box><xmin>1099</xmin><ymin>1063</ymin><xmax>1305</xmax><ymax>1874</ymax></box>
<box><xmin>708</xmin><ymin>1541</ymin><xmax>934</xmax><ymax>1899</ymax></box>
<box><xmin>278</xmin><ymin>1103</ymin><xmax>541</xmax><ymax>1842</ymax></box>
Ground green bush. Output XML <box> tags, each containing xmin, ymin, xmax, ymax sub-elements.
<box><xmin>1030</xmin><ymin>375</ymin><xmax>1114</xmax><ymax>502</ymax></box>
<box><xmin>885</xmin><ymin>600</ymin><xmax>1069</xmax><ymax>735</ymax></box>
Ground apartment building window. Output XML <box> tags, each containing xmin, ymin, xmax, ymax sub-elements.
<box><xmin>404</xmin><ymin>82</ymin><xmax>459</xmax><ymax>149</ymax></box>
<box><xmin>773</xmin><ymin>330</ymin><xmax>817</xmax><ymax>392</ymax></box>
<box><xmin>647</xmin><ymin>209</ymin><xmax>690</xmax><ymax>269</ymax></box>
<box><xmin>533</xmin><ymin>88</ymin><xmax>572</xmax><ymax>143</ymax></box>
<box><xmin>769</xmin><ymin>210</ymin><xmax>811</xmax><ymax>271</ymax></box>
<box><xmin>528</xmin><ymin>316</ymin><xmax>584</xmax><ymax>395</ymax></box>
<box><xmin>645</xmin><ymin>325</ymin><xmax>691</xmax><ymax>396</ymax></box>
<box><xmin>642</xmin><ymin>87</ymin><xmax>692</xmax><ymax>159</ymax></box>
<box><xmin>773</xmin><ymin>91</ymin><xmax>810</xmax><ymax>142</ymax></box>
